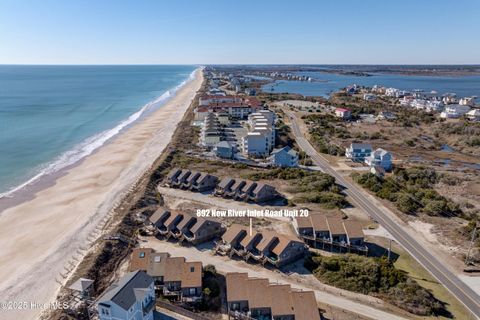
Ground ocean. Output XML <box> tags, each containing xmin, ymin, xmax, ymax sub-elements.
<box><xmin>262</xmin><ymin>71</ymin><xmax>480</xmax><ymax>98</ymax></box>
<box><xmin>0</xmin><ymin>65</ymin><xmax>196</xmax><ymax>197</ymax></box>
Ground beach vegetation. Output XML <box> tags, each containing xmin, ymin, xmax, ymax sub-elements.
<box><xmin>351</xmin><ymin>167</ymin><xmax>461</xmax><ymax>217</ymax></box>
<box><xmin>304</xmin><ymin>253</ymin><xmax>446</xmax><ymax>316</ymax></box>
<box><xmin>245</xmin><ymin>167</ymin><xmax>347</xmax><ymax>208</ymax></box>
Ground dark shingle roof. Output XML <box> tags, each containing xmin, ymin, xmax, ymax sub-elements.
<box><xmin>350</xmin><ymin>143</ymin><xmax>372</xmax><ymax>150</ymax></box>
<box><xmin>98</xmin><ymin>270</ymin><xmax>153</xmax><ymax>311</ymax></box>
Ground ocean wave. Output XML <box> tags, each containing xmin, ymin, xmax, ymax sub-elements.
<box><xmin>0</xmin><ymin>68</ymin><xmax>198</xmax><ymax>199</ymax></box>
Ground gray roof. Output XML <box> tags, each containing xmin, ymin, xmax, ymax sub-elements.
<box><xmin>69</xmin><ymin>278</ymin><xmax>94</xmax><ymax>292</ymax></box>
<box><xmin>350</xmin><ymin>143</ymin><xmax>372</xmax><ymax>150</ymax></box>
<box><xmin>253</xmin><ymin>183</ymin><xmax>275</xmax><ymax>194</ymax></box>
<box><xmin>271</xmin><ymin>146</ymin><xmax>298</xmax><ymax>157</ymax></box>
<box><xmin>372</xmin><ymin>148</ymin><xmax>390</xmax><ymax>156</ymax></box>
<box><xmin>98</xmin><ymin>270</ymin><xmax>153</xmax><ymax>311</ymax></box>
<box><xmin>216</xmin><ymin>141</ymin><xmax>232</xmax><ymax>149</ymax></box>
<box><xmin>287</xmin><ymin>148</ymin><xmax>298</xmax><ymax>157</ymax></box>
<box><xmin>218</xmin><ymin>177</ymin><xmax>235</xmax><ymax>189</ymax></box>
<box><xmin>149</xmin><ymin>208</ymin><xmax>170</xmax><ymax>225</ymax></box>
<box><xmin>167</xmin><ymin>168</ymin><xmax>182</xmax><ymax>180</ymax></box>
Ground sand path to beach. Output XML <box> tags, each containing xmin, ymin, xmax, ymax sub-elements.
<box><xmin>0</xmin><ymin>69</ymin><xmax>202</xmax><ymax>320</ymax></box>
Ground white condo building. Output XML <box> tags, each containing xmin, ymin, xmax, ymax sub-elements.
<box><xmin>242</xmin><ymin>110</ymin><xmax>276</xmax><ymax>157</ymax></box>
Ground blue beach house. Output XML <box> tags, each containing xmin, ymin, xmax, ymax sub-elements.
<box><xmin>345</xmin><ymin>143</ymin><xmax>373</xmax><ymax>162</ymax></box>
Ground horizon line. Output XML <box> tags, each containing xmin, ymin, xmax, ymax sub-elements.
<box><xmin>1</xmin><ymin>63</ymin><xmax>480</xmax><ymax>66</ymax></box>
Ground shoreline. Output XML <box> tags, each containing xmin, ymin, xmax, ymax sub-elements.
<box><xmin>0</xmin><ymin>68</ymin><xmax>203</xmax><ymax>320</ymax></box>
<box><xmin>0</xmin><ymin>70</ymin><xmax>196</xmax><ymax>210</ymax></box>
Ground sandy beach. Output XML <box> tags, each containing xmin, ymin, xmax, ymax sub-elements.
<box><xmin>0</xmin><ymin>68</ymin><xmax>203</xmax><ymax>320</ymax></box>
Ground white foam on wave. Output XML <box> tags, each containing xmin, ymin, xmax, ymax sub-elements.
<box><xmin>0</xmin><ymin>68</ymin><xmax>198</xmax><ymax>199</ymax></box>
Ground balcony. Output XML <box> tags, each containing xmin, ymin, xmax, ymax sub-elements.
<box><xmin>142</xmin><ymin>298</ymin><xmax>155</xmax><ymax>315</ymax></box>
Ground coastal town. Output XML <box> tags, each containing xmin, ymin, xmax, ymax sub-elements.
<box><xmin>3</xmin><ymin>2</ymin><xmax>480</xmax><ymax>320</ymax></box>
<box><xmin>37</xmin><ymin>66</ymin><xmax>480</xmax><ymax>320</ymax></box>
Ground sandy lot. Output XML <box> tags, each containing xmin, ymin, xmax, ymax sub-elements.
<box><xmin>0</xmin><ymin>69</ymin><xmax>203</xmax><ymax>320</ymax></box>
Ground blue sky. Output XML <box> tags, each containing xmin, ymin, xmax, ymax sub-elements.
<box><xmin>1</xmin><ymin>0</ymin><xmax>479</xmax><ymax>64</ymax></box>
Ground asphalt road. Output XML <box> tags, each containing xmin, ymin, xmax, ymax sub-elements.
<box><xmin>286</xmin><ymin>111</ymin><xmax>480</xmax><ymax>319</ymax></box>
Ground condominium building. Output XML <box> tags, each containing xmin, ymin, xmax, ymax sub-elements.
<box><xmin>242</xmin><ymin>110</ymin><xmax>276</xmax><ymax>157</ymax></box>
<box><xmin>226</xmin><ymin>273</ymin><xmax>320</xmax><ymax>320</ymax></box>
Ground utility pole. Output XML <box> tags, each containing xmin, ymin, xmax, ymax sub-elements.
<box><xmin>465</xmin><ymin>226</ymin><xmax>478</xmax><ymax>266</ymax></box>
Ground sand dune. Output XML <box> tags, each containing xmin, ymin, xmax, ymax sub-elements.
<box><xmin>0</xmin><ymin>69</ymin><xmax>203</xmax><ymax>320</ymax></box>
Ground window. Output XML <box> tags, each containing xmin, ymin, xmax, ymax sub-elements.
<box><xmin>190</xmin><ymin>267</ymin><xmax>195</xmax><ymax>272</ymax></box>
<box><xmin>139</xmin><ymin>252</ymin><xmax>145</xmax><ymax>258</ymax></box>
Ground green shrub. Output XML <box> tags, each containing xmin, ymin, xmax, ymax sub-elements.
<box><xmin>352</xmin><ymin>168</ymin><xmax>461</xmax><ymax>217</ymax></box>
<box><xmin>307</xmin><ymin>253</ymin><xmax>445</xmax><ymax>316</ymax></box>
<box><xmin>247</xmin><ymin>168</ymin><xmax>347</xmax><ymax>208</ymax></box>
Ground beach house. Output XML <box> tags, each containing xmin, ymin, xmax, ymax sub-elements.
<box><xmin>148</xmin><ymin>208</ymin><xmax>171</xmax><ymax>230</ymax></box>
<box><xmin>249</xmin><ymin>183</ymin><xmax>277</xmax><ymax>203</ymax></box>
<box><xmin>459</xmin><ymin>96</ymin><xmax>476</xmax><ymax>106</ymax></box>
<box><xmin>226</xmin><ymin>273</ymin><xmax>320</xmax><ymax>320</ymax></box>
<box><xmin>182</xmin><ymin>171</ymin><xmax>201</xmax><ymax>189</ymax></box>
<box><xmin>179</xmin><ymin>216</ymin><xmax>223</xmax><ymax>244</ymax></box>
<box><xmin>263</xmin><ymin>235</ymin><xmax>307</xmax><ymax>267</ymax></box>
<box><xmin>412</xmin><ymin>99</ymin><xmax>427</xmax><ymax>110</ymax></box>
<box><xmin>376</xmin><ymin>111</ymin><xmax>397</xmax><ymax>121</ymax></box>
<box><xmin>217</xmin><ymin>224</ymin><xmax>248</xmax><ymax>254</ymax></box>
<box><xmin>363</xmin><ymin>93</ymin><xmax>377</xmax><ymax>101</ymax></box>
<box><xmin>343</xmin><ymin>220</ymin><xmax>365</xmax><ymax>246</ymax></box>
<box><xmin>165</xmin><ymin>168</ymin><xmax>182</xmax><ymax>186</ymax></box>
<box><xmin>190</xmin><ymin>172</ymin><xmax>218</xmax><ymax>192</ymax></box>
<box><xmin>236</xmin><ymin>180</ymin><xmax>257</xmax><ymax>201</ymax></box>
<box><xmin>165</xmin><ymin>169</ymin><xmax>218</xmax><ymax>192</ymax></box>
<box><xmin>160</xmin><ymin>211</ymin><xmax>184</xmax><ymax>236</ymax></box>
<box><xmin>345</xmin><ymin>84</ymin><xmax>358</xmax><ymax>94</ymax></box>
<box><xmin>164</xmin><ymin>257</ymin><xmax>202</xmax><ymax>300</ymax></box>
<box><xmin>174</xmin><ymin>170</ymin><xmax>192</xmax><ymax>187</ymax></box>
<box><xmin>345</xmin><ymin>143</ymin><xmax>373</xmax><ymax>162</ymax></box>
<box><xmin>216</xmin><ymin>225</ymin><xmax>306</xmax><ymax>267</ymax></box>
<box><xmin>97</xmin><ymin>270</ymin><xmax>155</xmax><ymax>320</ymax></box>
<box><xmin>268</xmin><ymin>146</ymin><xmax>299</xmax><ymax>167</ymax></box>
<box><xmin>294</xmin><ymin>214</ymin><xmax>366</xmax><ymax>253</ymax></box>
<box><xmin>128</xmin><ymin>249</ymin><xmax>202</xmax><ymax>301</ymax></box>
<box><xmin>440</xmin><ymin>104</ymin><xmax>471</xmax><ymax>119</ymax></box>
<box><xmin>426</xmin><ymin>100</ymin><xmax>444</xmax><ymax>112</ymax></box>
<box><xmin>467</xmin><ymin>109</ymin><xmax>480</xmax><ymax>121</ymax></box>
<box><xmin>364</xmin><ymin>148</ymin><xmax>392</xmax><ymax>171</ymax></box>
<box><xmin>385</xmin><ymin>88</ymin><xmax>399</xmax><ymax>97</ymax></box>
<box><xmin>214</xmin><ymin>141</ymin><xmax>235</xmax><ymax>159</ymax></box>
<box><xmin>149</xmin><ymin>209</ymin><xmax>222</xmax><ymax>243</ymax></box>
<box><xmin>214</xmin><ymin>177</ymin><xmax>236</xmax><ymax>196</ymax></box>
<box><xmin>442</xmin><ymin>93</ymin><xmax>458</xmax><ymax>105</ymax></box>
<box><xmin>335</xmin><ymin>107</ymin><xmax>351</xmax><ymax>119</ymax></box>
<box><xmin>371</xmin><ymin>165</ymin><xmax>386</xmax><ymax>177</ymax></box>
<box><xmin>225</xmin><ymin>180</ymin><xmax>247</xmax><ymax>198</ymax></box>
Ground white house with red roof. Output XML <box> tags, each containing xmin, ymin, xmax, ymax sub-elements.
<box><xmin>335</xmin><ymin>108</ymin><xmax>351</xmax><ymax>119</ymax></box>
